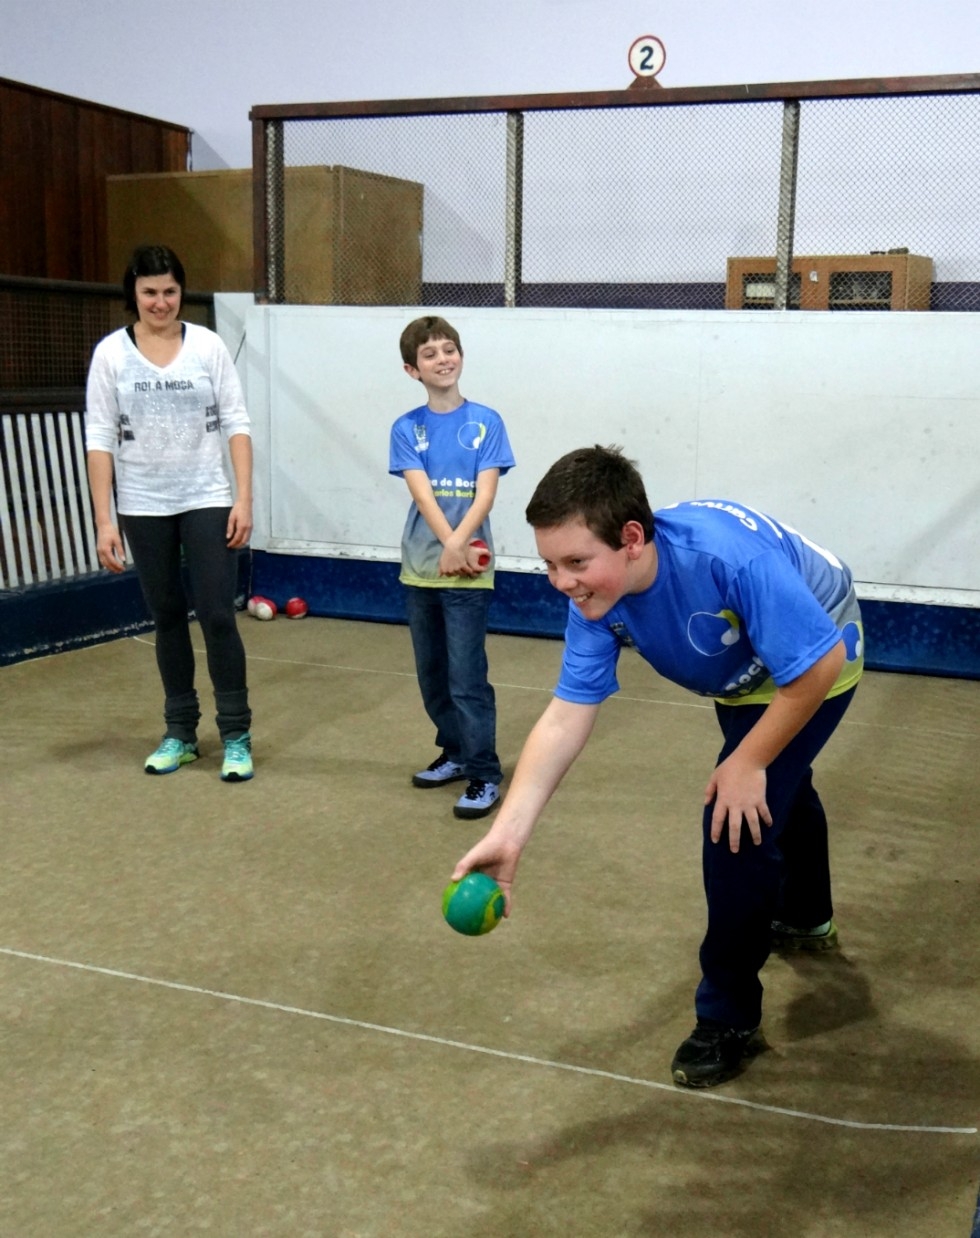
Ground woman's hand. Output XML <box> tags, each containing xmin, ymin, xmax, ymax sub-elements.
<box><xmin>226</xmin><ymin>499</ymin><xmax>253</xmax><ymax>548</ymax></box>
<box><xmin>96</xmin><ymin>524</ymin><xmax>126</xmax><ymax>573</ymax></box>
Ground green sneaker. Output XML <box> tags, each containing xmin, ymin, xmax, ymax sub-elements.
<box><xmin>771</xmin><ymin>918</ymin><xmax>839</xmax><ymax>952</ymax></box>
<box><xmin>221</xmin><ymin>733</ymin><xmax>253</xmax><ymax>782</ymax></box>
<box><xmin>145</xmin><ymin>737</ymin><xmax>199</xmax><ymax>775</ymax></box>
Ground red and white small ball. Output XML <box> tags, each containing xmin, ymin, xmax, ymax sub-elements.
<box><xmin>469</xmin><ymin>538</ymin><xmax>492</xmax><ymax>569</ymax></box>
<box><xmin>247</xmin><ymin>595</ymin><xmax>277</xmax><ymax>621</ymax></box>
<box><xmin>285</xmin><ymin>596</ymin><xmax>309</xmax><ymax>619</ymax></box>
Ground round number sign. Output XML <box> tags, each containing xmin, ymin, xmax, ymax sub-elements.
<box><xmin>628</xmin><ymin>35</ymin><xmax>667</xmax><ymax>79</ymax></box>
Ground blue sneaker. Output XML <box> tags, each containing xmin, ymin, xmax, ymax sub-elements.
<box><xmin>412</xmin><ymin>754</ymin><xmax>466</xmax><ymax>788</ymax></box>
<box><xmin>145</xmin><ymin>737</ymin><xmax>199</xmax><ymax>775</ymax></box>
<box><xmin>221</xmin><ymin>733</ymin><xmax>254</xmax><ymax>782</ymax></box>
<box><xmin>453</xmin><ymin>779</ymin><xmax>500</xmax><ymax>820</ymax></box>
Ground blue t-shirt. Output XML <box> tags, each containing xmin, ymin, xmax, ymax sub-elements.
<box><xmin>556</xmin><ymin>500</ymin><xmax>864</xmax><ymax>706</ymax></box>
<box><xmin>389</xmin><ymin>399</ymin><xmax>515</xmax><ymax>588</ymax></box>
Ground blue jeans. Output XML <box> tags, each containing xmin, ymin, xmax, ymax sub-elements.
<box><xmin>695</xmin><ymin>687</ymin><xmax>857</xmax><ymax>1030</ymax></box>
<box><xmin>405</xmin><ymin>586</ymin><xmax>501</xmax><ymax>784</ymax></box>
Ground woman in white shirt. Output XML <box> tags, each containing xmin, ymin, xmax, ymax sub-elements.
<box><xmin>85</xmin><ymin>244</ymin><xmax>255</xmax><ymax>781</ymax></box>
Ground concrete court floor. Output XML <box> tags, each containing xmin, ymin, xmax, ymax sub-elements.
<box><xmin>1</xmin><ymin>614</ymin><xmax>977</xmax><ymax>1238</ymax></box>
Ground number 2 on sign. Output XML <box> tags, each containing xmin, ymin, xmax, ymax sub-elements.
<box><xmin>628</xmin><ymin>34</ymin><xmax>666</xmax><ymax>78</ymax></box>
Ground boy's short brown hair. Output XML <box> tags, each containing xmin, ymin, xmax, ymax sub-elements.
<box><xmin>399</xmin><ymin>315</ymin><xmax>463</xmax><ymax>367</ymax></box>
<box><xmin>525</xmin><ymin>444</ymin><xmax>654</xmax><ymax>549</ymax></box>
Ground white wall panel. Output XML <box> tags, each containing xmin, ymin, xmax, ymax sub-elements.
<box><xmin>234</xmin><ymin>302</ymin><xmax>980</xmax><ymax>603</ymax></box>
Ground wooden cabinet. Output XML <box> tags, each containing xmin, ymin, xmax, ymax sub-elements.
<box><xmin>106</xmin><ymin>166</ymin><xmax>422</xmax><ymax>304</ymax></box>
<box><xmin>725</xmin><ymin>253</ymin><xmax>933</xmax><ymax>311</ymax></box>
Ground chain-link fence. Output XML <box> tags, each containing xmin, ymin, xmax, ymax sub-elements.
<box><xmin>250</xmin><ymin>74</ymin><xmax>980</xmax><ymax>311</ymax></box>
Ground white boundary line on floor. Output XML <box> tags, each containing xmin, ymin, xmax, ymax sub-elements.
<box><xmin>23</xmin><ymin>632</ymin><xmax>974</xmax><ymax>738</ymax></box>
<box><xmin>2</xmin><ymin>946</ymin><xmax>975</xmax><ymax>1138</ymax></box>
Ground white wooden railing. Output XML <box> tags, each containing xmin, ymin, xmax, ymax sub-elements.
<box><xmin>0</xmin><ymin>409</ymin><xmax>100</xmax><ymax>588</ymax></box>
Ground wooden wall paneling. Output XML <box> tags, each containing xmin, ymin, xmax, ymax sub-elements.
<box><xmin>0</xmin><ymin>77</ymin><xmax>190</xmax><ymax>282</ymax></box>
<box><xmin>0</xmin><ymin>87</ymin><xmax>45</xmax><ymax>276</ymax></box>
<box><xmin>47</xmin><ymin>97</ymin><xmax>79</xmax><ymax>280</ymax></box>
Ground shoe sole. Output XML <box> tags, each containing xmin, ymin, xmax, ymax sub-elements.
<box><xmin>221</xmin><ymin>770</ymin><xmax>254</xmax><ymax>782</ymax></box>
<box><xmin>145</xmin><ymin>753</ymin><xmax>199</xmax><ymax>775</ymax></box>
<box><xmin>672</xmin><ymin>1064</ymin><xmax>744</xmax><ymax>1089</ymax></box>
<box><xmin>453</xmin><ymin>800</ymin><xmax>500</xmax><ymax>820</ymax></box>
<box><xmin>412</xmin><ymin>773</ymin><xmax>467</xmax><ymax>789</ymax></box>
<box><xmin>771</xmin><ymin>928</ymin><xmax>839</xmax><ymax>952</ymax></box>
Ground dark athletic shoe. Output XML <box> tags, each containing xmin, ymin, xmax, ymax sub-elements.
<box><xmin>412</xmin><ymin>754</ymin><xmax>466</xmax><ymax>788</ymax></box>
<box><xmin>671</xmin><ymin>1020</ymin><xmax>761</xmax><ymax>1088</ymax></box>
<box><xmin>771</xmin><ymin>918</ymin><xmax>839</xmax><ymax>952</ymax></box>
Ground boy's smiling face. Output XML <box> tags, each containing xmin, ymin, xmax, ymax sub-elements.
<box><xmin>405</xmin><ymin>334</ymin><xmax>463</xmax><ymax>394</ymax></box>
<box><xmin>535</xmin><ymin>518</ymin><xmax>654</xmax><ymax>621</ymax></box>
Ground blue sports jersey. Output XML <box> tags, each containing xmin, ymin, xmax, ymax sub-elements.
<box><xmin>556</xmin><ymin>500</ymin><xmax>864</xmax><ymax>706</ymax></box>
<box><xmin>389</xmin><ymin>399</ymin><xmax>515</xmax><ymax>587</ymax></box>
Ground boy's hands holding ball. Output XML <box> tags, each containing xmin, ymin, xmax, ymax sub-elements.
<box><xmin>439</xmin><ymin>535</ymin><xmax>493</xmax><ymax>577</ymax></box>
<box><xmin>466</xmin><ymin>538</ymin><xmax>492</xmax><ymax>571</ymax></box>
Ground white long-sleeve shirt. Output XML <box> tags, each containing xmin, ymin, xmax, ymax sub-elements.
<box><xmin>85</xmin><ymin>322</ymin><xmax>251</xmax><ymax>516</ymax></box>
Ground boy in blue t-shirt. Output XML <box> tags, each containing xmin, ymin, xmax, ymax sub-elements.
<box><xmin>453</xmin><ymin>445</ymin><xmax>863</xmax><ymax>1087</ymax></box>
<box><xmin>389</xmin><ymin>316</ymin><xmax>515</xmax><ymax>819</ymax></box>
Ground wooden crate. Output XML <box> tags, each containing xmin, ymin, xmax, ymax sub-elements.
<box><xmin>106</xmin><ymin>166</ymin><xmax>422</xmax><ymax>303</ymax></box>
<box><xmin>725</xmin><ymin>253</ymin><xmax>933</xmax><ymax>311</ymax></box>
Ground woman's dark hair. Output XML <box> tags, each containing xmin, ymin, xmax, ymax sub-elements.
<box><xmin>122</xmin><ymin>244</ymin><xmax>186</xmax><ymax>315</ymax></box>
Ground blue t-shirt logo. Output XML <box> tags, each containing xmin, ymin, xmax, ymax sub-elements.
<box><xmin>458</xmin><ymin>421</ymin><xmax>486</xmax><ymax>451</ymax></box>
<box><xmin>688</xmin><ymin>609</ymin><xmax>741</xmax><ymax>656</ymax></box>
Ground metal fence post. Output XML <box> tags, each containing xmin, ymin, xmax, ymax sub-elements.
<box><xmin>504</xmin><ymin>111</ymin><xmax>524</xmax><ymax>308</ymax></box>
<box><xmin>774</xmin><ymin>100</ymin><xmax>800</xmax><ymax>311</ymax></box>
<box><xmin>253</xmin><ymin>119</ymin><xmax>286</xmax><ymax>304</ymax></box>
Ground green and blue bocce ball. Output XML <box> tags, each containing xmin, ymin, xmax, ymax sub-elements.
<box><xmin>442</xmin><ymin>872</ymin><xmax>505</xmax><ymax>936</ymax></box>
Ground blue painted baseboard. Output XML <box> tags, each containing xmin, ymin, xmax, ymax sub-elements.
<box><xmin>250</xmin><ymin>550</ymin><xmax>980</xmax><ymax>681</ymax></box>
<box><xmin>0</xmin><ymin>571</ymin><xmax>154</xmax><ymax>666</ymax></box>
<box><xmin>3</xmin><ymin>549</ymin><xmax>979</xmax><ymax>679</ymax></box>
<box><xmin>0</xmin><ymin>554</ymin><xmax>251</xmax><ymax>668</ymax></box>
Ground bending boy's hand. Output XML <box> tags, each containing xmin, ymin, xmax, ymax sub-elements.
<box><xmin>704</xmin><ymin>754</ymin><xmax>771</xmax><ymax>852</ymax></box>
<box><xmin>452</xmin><ymin>832</ymin><xmax>523</xmax><ymax>916</ymax></box>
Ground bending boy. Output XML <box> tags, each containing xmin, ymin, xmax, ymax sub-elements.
<box><xmin>453</xmin><ymin>445</ymin><xmax>863</xmax><ymax>1087</ymax></box>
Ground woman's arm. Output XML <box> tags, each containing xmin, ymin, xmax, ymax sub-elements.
<box><xmin>225</xmin><ymin>433</ymin><xmax>253</xmax><ymax>548</ymax></box>
<box><xmin>86</xmin><ymin>450</ymin><xmax>126</xmax><ymax>572</ymax></box>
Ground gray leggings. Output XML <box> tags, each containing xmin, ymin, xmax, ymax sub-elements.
<box><xmin>121</xmin><ymin>507</ymin><xmax>250</xmax><ymax>742</ymax></box>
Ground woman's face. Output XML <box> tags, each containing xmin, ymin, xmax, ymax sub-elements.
<box><xmin>134</xmin><ymin>272</ymin><xmax>182</xmax><ymax>329</ymax></box>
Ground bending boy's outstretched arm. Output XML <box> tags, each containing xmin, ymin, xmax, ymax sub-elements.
<box><xmin>452</xmin><ymin>696</ymin><xmax>600</xmax><ymax>912</ymax></box>
<box><xmin>705</xmin><ymin>639</ymin><xmax>846</xmax><ymax>852</ymax></box>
